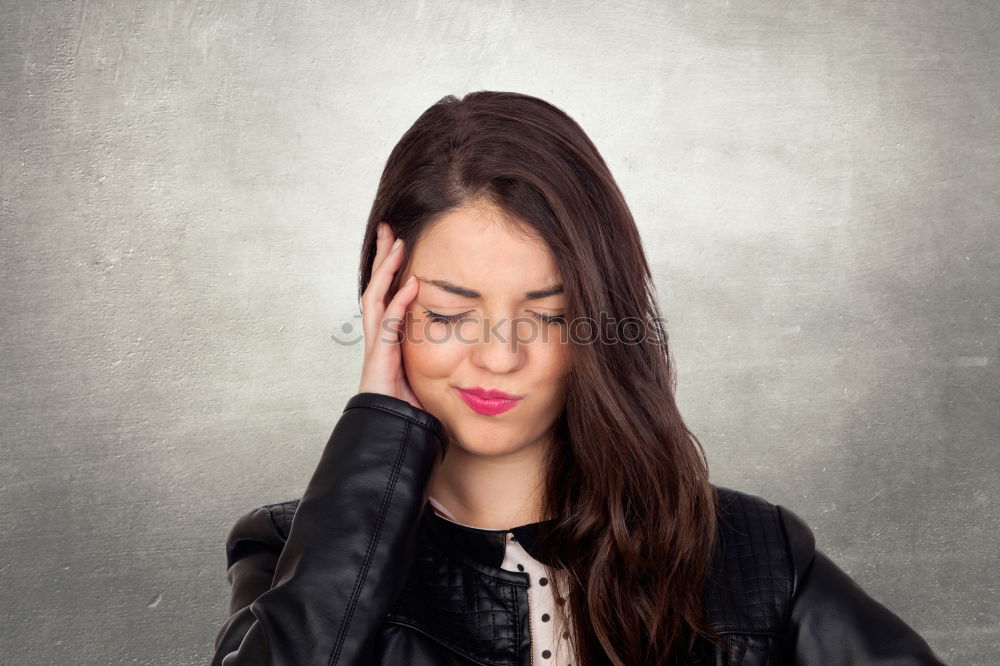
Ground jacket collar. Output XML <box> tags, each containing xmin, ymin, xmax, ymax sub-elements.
<box><xmin>389</xmin><ymin>489</ymin><xmax>790</xmax><ymax>664</ymax></box>
<box><xmin>420</xmin><ymin>499</ymin><xmax>561</xmax><ymax>568</ymax></box>
<box><xmin>388</xmin><ymin>502</ymin><xmax>536</xmax><ymax>666</ymax></box>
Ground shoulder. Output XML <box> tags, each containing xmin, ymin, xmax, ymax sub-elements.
<box><xmin>225</xmin><ymin>499</ymin><xmax>301</xmax><ymax>559</ymax></box>
<box><xmin>713</xmin><ymin>486</ymin><xmax>816</xmax><ymax>583</ymax></box>
<box><xmin>706</xmin><ymin>486</ymin><xmax>817</xmax><ymax>634</ymax></box>
<box><xmin>221</xmin><ymin>498</ymin><xmax>301</xmax><ymax>614</ymax></box>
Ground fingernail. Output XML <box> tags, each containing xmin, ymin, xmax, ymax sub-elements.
<box><xmin>406</xmin><ymin>274</ymin><xmax>416</xmax><ymax>285</ymax></box>
<box><xmin>377</xmin><ymin>223</ymin><xmax>384</xmax><ymax>239</ymax></box>
<box><xmin>391</xmin><ymin>238</ymin><xmax>402</xmax><ymax>252</ymax></box>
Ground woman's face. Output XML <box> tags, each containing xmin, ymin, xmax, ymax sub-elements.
<box><xmin>398</xmin><ymin>203</ymin><xmax>571</xmax><ymax>458</ymax></box>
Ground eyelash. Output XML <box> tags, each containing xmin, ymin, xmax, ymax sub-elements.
<box><xmin>423</xmin><ymin>310</ymin><xmax>566</xmax><ymax>325</ymax></box>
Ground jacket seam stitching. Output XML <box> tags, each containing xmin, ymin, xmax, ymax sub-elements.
<box><xmin>326</xmin><ymin>419</ymin><xmax>411</xmax><ymax>666</ymax></box>
<box><xmin>513</xmin><ymin>585</ymin><xmax>524</xmax><ymax>666</ymax></box>
<box><xmin>384</xmin><ymin>617</ymin><xmax>512</xmax><ymax>666</ymax></box>
<box><xmin>712</xmin><ymin>627</ymin><xmax>780</xmax><ymax>637</ymax></box>
<box><xmin>773</xmin><ymin>504</ymin><xmax>805</xmax><ymax>656</ymax></box>
<box><xmin>345</xmin><ymin>401</ymin><xmax>443</xmax><ymax>437</ymax></box>
<box><xmin>255</xmin><ymin>506</ymin><xmax>287</xmax><ymax>545</ymax></box>
<box><xmin>262</xmin><ymin>502</ymin><xmax>296</xmax><ymax>541</ymax></box>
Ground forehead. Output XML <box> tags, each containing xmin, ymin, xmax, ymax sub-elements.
<box><xmin>409</xmin><ymin>205</ymin><xmax>561</xmax><ymax>297</ymax></box>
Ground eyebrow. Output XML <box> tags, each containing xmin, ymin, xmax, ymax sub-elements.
<box><xmin>418</xmin><ymin>278</ymin><xmax>564</xmax><ymax>300</ymax></box>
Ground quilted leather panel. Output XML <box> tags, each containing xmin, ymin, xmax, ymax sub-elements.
<box><xmin>713</xmin><ymin>634</ymin><xmax>774</xmax><ymax>666</ymax></box>
<box><xmin>385</xmin><ymin>532</ymin><xmax>525</xmax><ymax>666</ymax></box>
<box><xmin>263</xmin><ymin>498</ymin><xmax>299</xmax><ymax>541</ymax></box>
<box><xmin>704</xmin><ymin>487</ymin><xmax>793</xmax><ymax>636</ymax></box>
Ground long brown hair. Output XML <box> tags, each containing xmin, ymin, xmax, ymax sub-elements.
<box><xmin>357</xmin><ymin>91</ymin><xmax>721</xmax><ymax>664</ymax></box>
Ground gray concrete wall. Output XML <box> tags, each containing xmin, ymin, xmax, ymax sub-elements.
<box><xmin>1</xmin><ymin>1</ymin><xmax>996</xmax><ymax>663</ymax></box>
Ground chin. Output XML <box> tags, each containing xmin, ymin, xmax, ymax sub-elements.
<box><xmin>445</xmin><ymin>419</ymin><xmax>535</xmax><ymax>457</ymax></box>
<box><xmin>449</xmin><ymin>436</ymin><xmax>523</xmax><ymax>458</ymax></box>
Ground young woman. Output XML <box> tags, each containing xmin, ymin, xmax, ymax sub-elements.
<box><xmin>211</xmin><ymin>92</ymin><xmax>946</xmax><ymax>665</ymax></box>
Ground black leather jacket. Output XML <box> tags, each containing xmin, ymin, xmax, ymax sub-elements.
<box><xmin>211</xmin><ymin>392</ymin><xmax>946</xmax><ymax>665</ymax></box>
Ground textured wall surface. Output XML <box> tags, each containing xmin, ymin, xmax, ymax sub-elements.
<box><xmin>1</xmin><ymin>1</ymin><xmax>997</xmax><ymax>664</ymax></box>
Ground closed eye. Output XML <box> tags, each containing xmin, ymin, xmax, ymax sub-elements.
<box><xmin>534</xmin><ymin>312</ymin><xmax>566</xmax><ymax>324</ymax></box>
<box><xmin>423</xmin><ymin>309</ymin><xmax>566</xmax><ymax>325</ymax></box>
<box><xmin>423</xmin><ymin>309</ymin><xmax>470</xmax><ymax>324</ymax></box>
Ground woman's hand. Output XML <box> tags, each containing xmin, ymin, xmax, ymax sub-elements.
<box><xmin>357</xmin><ymin>221</ymin><xmax>424</xmax><ymax>411</ymax></box>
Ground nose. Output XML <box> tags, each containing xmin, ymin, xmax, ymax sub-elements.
<box><xmin>470</xmin><ymin>315</ymin><xmax>528</xmax><ymax>374</ymax></box>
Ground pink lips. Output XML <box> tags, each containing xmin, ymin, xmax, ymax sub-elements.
<box><xmin>457</xmin><ymin>387</ymin><xmax>522</xmax><ymax>416</ymax></box>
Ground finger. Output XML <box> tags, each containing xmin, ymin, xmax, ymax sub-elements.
<box><xmin>362</xmin><ymin>233</ymin><xmax>403</xmax><ymax>342</ymax></box>
<box><xmin>380</xmin><ymin>273</ymin><xmax>418</xmax><ymax>345</ymax></box>
<box><xmin>381</xmin><ymin>272</ymin><xmax>417</xmax><ymax>344</ymax></box>
<box><xmin>365</xmin><ymin>236</ymin><xmax>405</xmax><ymax>315</ymax></box>
<box><xmin>372</xmin><ymin>221</ymin><xmax>395</xmax><ymax>273</ymax></box>
<box><xmin>363</xmin><ymin>259</ymin><xmax>407</xmax><ymax>349</ymax></box>
<box><xmin>362</xmin><ymin>222</ymin><xmax>393</xmax><ymax>310</ymax></box>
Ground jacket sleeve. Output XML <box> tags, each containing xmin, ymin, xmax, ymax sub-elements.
<box><xmin>775</xmin><ymin>505</ymin><xmax>948</xmax><ymax>665</ymax></box>
<box><xmin>210</xmin><ymin>392</ymin><xmax>448</xmax><ymax>666</ymax></box>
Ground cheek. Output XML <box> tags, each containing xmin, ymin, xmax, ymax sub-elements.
<box><xmin>402</xmin><ymin>323</ymin><xmax>466</xmax><ymax>379</ymax></box>
<box><xmin>538</xmin><ymin>336</ymin><xmax>572</xmax><ymax>382</ymax></box>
